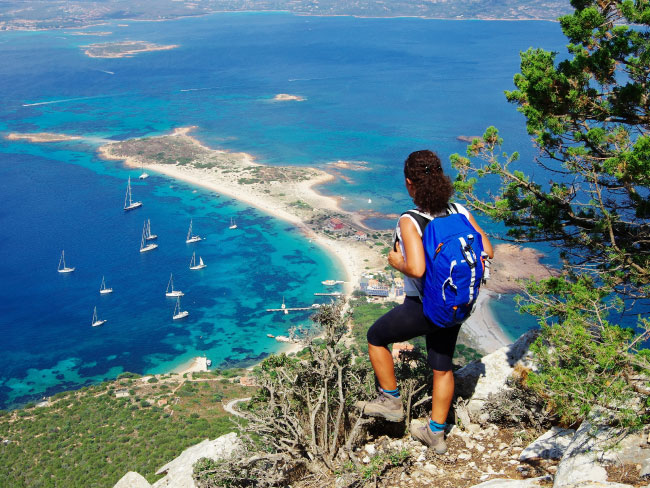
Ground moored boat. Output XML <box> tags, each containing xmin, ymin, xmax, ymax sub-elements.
<box><xmin>57</xmin><ymin>250</ymin><xmax>75</xmax><ymax>273</ymax></box>
<box><xmin>189</xmin><ymin>252</ymin><xmax>207</xmax><ymax>270</ymax></box>
<box><xmin>185</xmin><ymin>219</ymin><xmax>202</xmax><ymax>243</ymax></box>
<box><xmin>172</xmin><ymin>296</ymin><xmax>189</xmax><ymax>320</ymax></box>
<box><xmin>165</xmin><ymin>273</ymin><xmax>184</xmax><ymax>297</ymax></box>
<box><xmin>91</xmin><ymin>306</ymin><xmax>107</xmax><ymax>327</ymax></box>
<box><xmin>140</xmin><ymin>221</ymin><xmax>159</xmax><ymax>253</ymax></box>
<box><xmin>100</xmin><ymin>276</ymin><xmax>113</xmax><ymax>294</ymax></box>
<box><xmin>124</xmin><ymin>176</ymin><xmax>142</xmax><ymax>211</ymax></box>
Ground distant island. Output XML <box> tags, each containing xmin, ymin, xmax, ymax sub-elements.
<box><xmin>273</xmin><ymin>93</ymin><xmax>306</xmax><ymax>102</ymax></box>
<box><xmin>82</xmin><ymin>40</ymin><xmax>179</xmax><ymax>58</ymax></box>
<box><xmin>0</xmin><ymin>0</ymin><xmax>571</xmax><ymax>31</ymax></box>
<box><xmin>5</xmin><ymin>132</ymin><xmax>81</xmax><ymax>142</ymax></box>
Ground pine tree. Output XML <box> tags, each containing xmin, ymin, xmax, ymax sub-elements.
<box><xmin>452</xmin><ymin>0</ymin><xmax>650</xmax><ymax>427</ymax></box>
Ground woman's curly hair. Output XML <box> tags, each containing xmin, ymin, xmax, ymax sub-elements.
<box><xmin>404</xmin><ymin>150</ymin><xmax>453</xmax><ymax>214</ymax></box>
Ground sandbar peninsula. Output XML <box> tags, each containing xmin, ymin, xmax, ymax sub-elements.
<box><xmin>82</xmin><ymin>40</ymin><xmax>179</xmax><ymax>58</ymax></box>
<box><xmin>6</xmin><ymin>132</ymin><xmax>81</xmax><ymax>143</ymax></box>
<box><xmin>98</xmin><ymin>127</ymin><xmax>385</xmax><ymax>292</ymax></box>
<box><xmin>68</xmin><ymin>31</ymin><xmax>112</xmax><ymax>36</ymax></box>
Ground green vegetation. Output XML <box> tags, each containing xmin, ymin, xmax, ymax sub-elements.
<box><xmin>194</xmin><ymin>302</ymin><xmax>379</xmax><ymax>487</ymax></box>
<box><xmin>349</xmin><ymin>298</ymin><xmax>399</xmax><ymax>354</ymax></box>
<box><xmin>452</xmin><ymin>0</ymin><xmax>650</xmax><ymax>427</ymax></box>
<box><xmin>289</xmin><ymin>200</ymin><xmax>312</xmax><ymax>210</ymax></box>
<box><xmin>237</xmin><ymin>177</ymin><xmax>259</xmax><ymax>185</ymax></box>
<box><xmin>0</xmin><ymin>373</ymin><xmax>253</xmax><ymax>487</ymax></box>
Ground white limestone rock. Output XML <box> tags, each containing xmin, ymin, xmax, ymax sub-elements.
<box><xmin>554</xmin><ymin>483</ymin><xmax>635</xmax><ymax>488</ymax></box>
<box><xmin>152</xmin><ymin>432</ymin><xmax>242</xmax><ymax>488</ymax></box>
<box><xmin>114</xmin><ymin>471</ymin><xmax>151</xmax><ymax>488</ymax></box>
<box><xmin>468</xmin><ymin>476</ymin><xmax>551</xmax><ymax>487</ymax></box>
<box><xmin>552</xmin><ymin>410</ymin><xmax>649</xmax><ymax>488</ymax></box>
<box><xmin>454</xmin><ymin>330</ymin><xmax>538</xmax><ymax>420</ymax></box>
<box><xmin>519</xmin><ymin>427</ymin><xmax>576</xmax><ymax>461</ymax></box>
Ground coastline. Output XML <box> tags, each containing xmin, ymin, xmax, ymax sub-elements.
<box><xmin>97</xmin><ymin>127</ymin><xmax>384</xmax><ymax>295</ymax></box>
<box><xmin>96</xmin><ymin>127</ymin><xmax>529</xmax><ymax>357</ymax></box>
<box><xmin>0</xmin><ymin>11</ymin><xmax>562</xmax><ymax>32</ymax></box>
<box><xmin>173</xmin><ymin>356</ymin><xmax>208</xmax><ymax>375</ymax></box>
<box><xmin>4</xmin><ymin>126</ymin><xmax>544</xmax><ymax>377</ymax></box>
<box><xmin>461</xmin><ymin>290</ymin><xmax>510</xmax><ymax>354</ymax></box>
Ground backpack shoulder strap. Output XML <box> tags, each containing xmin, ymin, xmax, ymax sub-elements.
<box><xmin>401</xmin><ymin>209</ymin><xmax>433</xmax><ymax>236</ymax></box>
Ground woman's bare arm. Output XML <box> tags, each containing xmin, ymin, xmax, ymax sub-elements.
<box><xmin>388</xmin><ymin>217</ymin><xmax>426</xmax><ymax>278</ymax></box>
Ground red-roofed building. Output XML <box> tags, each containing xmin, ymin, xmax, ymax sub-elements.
<box><xmin>327</xmin><ymin>217</ymin><xmax>345</xmax><ymax>231</ymax></box>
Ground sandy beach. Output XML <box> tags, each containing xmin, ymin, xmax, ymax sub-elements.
<box><xmin>461</xmin><ymin>290</ymin><xmax>510</xmax><ymax>353</ymax></box>
<box><xmin>98</xmin><ymin>127</ymin><xmax>384</xmax><ymax>295</ymax></box>
<box><xmin>173</xmin><ymin>356</ymin><xmax>209</xmax><ymax>375</ymax></box>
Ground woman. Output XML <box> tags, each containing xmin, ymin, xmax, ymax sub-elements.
<box><xmin>356</xmin><ymin>149</ymin><xmax>493</xmax><ymax>454</ymax></box>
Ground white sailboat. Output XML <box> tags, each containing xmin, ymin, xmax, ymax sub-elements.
<box><xmin>124</xmin><ymin>176</ymin><xmax>142</xmax><ymax>211</ymax></box>
<box><xmin>185</xmin><ymin>219</ymin><xmax>202</xmax><ymax>243</ymax></box>
<box><xmin>172</xmin><ymin>296</ymin><xmax>189</xmax><ymax>320</ymax></box>
<box><xmin>229</xmin><ymin>217</ymin><xmax>237</xmax><ymax>230</ymax></box>
<box><xmin>140</xmin><ymin>221</ymin><xmax>158</xmax><ymax>253</ymax></box>
<box><xmin>91</xmin><ymin>306</ymin><xmax>107</xmax><ymax>327</ymax></box>
<box><xmin>138</xmin><ymin>162</ymin><xmax>149</xmax><ymax>180</ymax></box>
<box><xmin>189</xmin><ymin>252</ymin><xmax>207</xmax><ymax>270</ymax></box>
<box><xmin>145</xmin><ymin>219</ymin><xmax>157</xmax><ymax>240</ymax></box>
<box><xmin>100</xmin><ymin>276</ymin><xmax>113</xmax><ymax>294</ymax></box>
<box><xmin>57</xmin><ymin>250</ymin><xmax>75</xmax><ymax>273</ymax></box>
<box><xmin>165</xmin><ymin>273</ymin><xmax>184</xmax><ymax>297</ymax></box>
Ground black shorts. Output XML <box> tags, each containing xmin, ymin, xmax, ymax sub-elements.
<box><xmin>366</xmin><ymin>295</ymin><xmax>461</xmax><ymax>371</ymax></box>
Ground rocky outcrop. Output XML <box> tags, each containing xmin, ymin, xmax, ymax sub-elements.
<box><xmin>114</xmin><ymin>471</ymin><xmax>151</xmax><ymax>488</ymax></box>
<box><xmin>519</xmin><ymin>427</ymin><xmax>575</xmax><ymax>461</ymax></box>
<box><xmin>552</xmin><ymin>412</ymin><xmax>648</xmax><ymax>488</ymax></box>
<box><xmin>455</xmin><ymin>329</ymin><xmax>538</xmax><ymax>420</ymax></box>
<box><xmin>152</xmin><ymin>433</ymin><xmax>242</xmax><ymax>488</ymax></box>
<box><xmin>113</xmin><ymin>432</ymin><xmax>242</xmax><ymax>488</ymax></box>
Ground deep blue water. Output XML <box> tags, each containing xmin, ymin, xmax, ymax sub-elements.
<box><xmin>0</xmin><ymin>13</ymin><xmax>566</xmax><ymax>409</ymax></box>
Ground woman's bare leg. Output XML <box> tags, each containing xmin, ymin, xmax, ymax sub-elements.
<box><xmin>368</xmin><ymin>343</ymin><xmax>397</xmax><ymax>390</ymax></box>
<box><xmin>431</xmin><ymin>369</ymin><xmax>454</xmax><ymax>423</ymax></box>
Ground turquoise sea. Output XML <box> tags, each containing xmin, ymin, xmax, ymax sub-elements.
<box><xmin>0</xmin><ymin>13</ymin><xmax>566</xmax><ymax>409</ymax></box>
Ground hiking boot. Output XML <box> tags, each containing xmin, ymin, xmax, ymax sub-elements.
<box><xmin>355</xmin><ymin>389</ymin><xmax>404</xmax><ymax>422</ymax></box>
<box><xmin>412</xmin><ymin>422</ymin><xmax>447</xmax><ymax>454</ymax></box>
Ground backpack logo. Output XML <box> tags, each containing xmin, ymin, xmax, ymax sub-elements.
<box><xmin>421</xmin><ymin>213</ymin><xmax>485</xmax><ymax>328</ymax></box>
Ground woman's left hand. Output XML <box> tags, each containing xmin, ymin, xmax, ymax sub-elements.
<box><xmin>388</xmin><ymin>246</ymin><xmax>404</xmax><ymax>272</ymax></box>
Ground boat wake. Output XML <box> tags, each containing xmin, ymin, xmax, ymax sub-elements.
<box><xmin>180</xmin><ymin>87</ymin><xmax>219</xmax><ymax>92</ymax></box>
<box><xmin>22</xmin><ymin>95</ymin><xmax>112</xmax><ymax>107</ymax></box>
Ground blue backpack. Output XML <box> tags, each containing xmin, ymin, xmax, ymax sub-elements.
<box><xmin>405</xmin><ymin>205</ymin><xmax>485</xmax><ymax>328</ymax></box>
